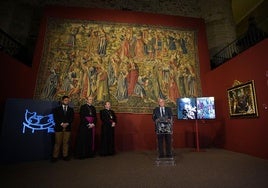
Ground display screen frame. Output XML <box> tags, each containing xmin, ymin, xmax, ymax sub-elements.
<box><xmin>177</xmin><ymin>96</ymin><xmax>216</xmax><ymax>120</ymax></box>
<box><xmin>177</xmin><ymin>97</ymin><xmax>197</xmax><ymax>120</ymax></box>
<box><xmin>196</xmin><ymin>96</ymin><xmax>216</xmax><ymax>120</ymax></box>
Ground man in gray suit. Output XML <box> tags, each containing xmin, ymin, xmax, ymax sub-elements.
<box><xmin>153</xmin><ymin>98</ymin><xmax>173</xmax><ymax>158</ymax></box>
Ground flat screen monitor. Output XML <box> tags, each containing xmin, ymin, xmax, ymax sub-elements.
<box><xmin>177</xmin><ymin>97</ymin><xmax>197</xmax><ymax>120</ymax></box>
<box><xmin>196</xmin><ymin>97</ymin><xmax>216</xmax><ymax>119</ymax></box>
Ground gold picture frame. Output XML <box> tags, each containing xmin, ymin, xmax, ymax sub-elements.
<box><xmin>227</xmin><ymin>80</ymin><xmax>258</xmax><ymax>118</ymax></box>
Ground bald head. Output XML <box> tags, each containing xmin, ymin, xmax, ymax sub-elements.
<box><xmin>158</xmin><ymin>98</ymin><xmax>165</xmax><ymax>107</ymax></box>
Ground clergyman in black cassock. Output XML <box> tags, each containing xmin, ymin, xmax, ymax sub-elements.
<box><xmin>75</xmin><ymin>96</ymin><xmax>97</xmax><ymax>159</ymax></box>
<box><xmin>100</xmin><ymin>101</ymin><xmax>117</xmax><ymax>156</ymax></box>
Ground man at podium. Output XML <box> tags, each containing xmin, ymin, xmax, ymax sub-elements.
<box><xmin>152</xmin><ymin>98</ymin><xmax>173</xmax><ymax>158</ymax></box>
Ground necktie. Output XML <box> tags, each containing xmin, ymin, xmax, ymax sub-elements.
<box><xmin>161</xmin><ymin>107</ymin><xmax>165</xmax><ymax>117</ymax></box>
<box><xmin>64</xmin><ymin>106</ymin><xmax>67</xmax><ymax>114</ymax></box>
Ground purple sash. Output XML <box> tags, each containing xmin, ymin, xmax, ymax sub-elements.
<box><xmin>86</xmin><ymin>116</ymin><xmax>95</xmax><ymax>150</ymax></box>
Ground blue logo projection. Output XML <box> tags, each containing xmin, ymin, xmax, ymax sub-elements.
<box><xmin>22</xmin><ymin>109</ymin><xmax>55</xmax><ymax>133</ymax></box>
<box><xmin>1</xmin><ymin>99</ymin><xmax>58</xmax><ymax>163</ymax></box>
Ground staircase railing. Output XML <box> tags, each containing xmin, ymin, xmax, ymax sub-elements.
<box><xmin>0</xmin><ymin>28</ymin><xmax>32</xmax><ymax>67</ymax></box>
<box><xmin>211</xmin><ymin>18</ymin><xmax>268</xmax><ymax>69</ymax></box>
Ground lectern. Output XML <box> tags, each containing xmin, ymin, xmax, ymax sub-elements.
<box><xmin>155</xmin><ymin>117</ymin><xmax>175</xmax><ymax>166</ymax></box>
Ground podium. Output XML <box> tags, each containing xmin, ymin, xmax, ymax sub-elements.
<box><xmin>155</xmin><ymin>117</ymin><xmax>175</xmax><ymax>166</ymax></box>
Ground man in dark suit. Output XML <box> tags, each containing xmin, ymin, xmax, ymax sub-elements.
<box><xmin>153</xmin><ymin>98</ymin><xmax>173</xmax><ymax>158</ymax></box>
<box><xmin>52</xmin><ymin>95</ymin><xmax>74</xmax><ymax>162</ymax></box>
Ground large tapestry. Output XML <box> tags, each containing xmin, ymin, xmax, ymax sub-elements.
<box><xmin>34</xmin><ymin>18</ymin><xmax>202</xmax><ymax>113</ymax></box>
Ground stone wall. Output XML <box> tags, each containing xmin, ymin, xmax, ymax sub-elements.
<box><xmin>0</xmin><ymin>0</ymin><xmax>237</xmax><ymax>59</ymax></box>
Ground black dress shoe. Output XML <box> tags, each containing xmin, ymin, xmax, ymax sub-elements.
<box><xmin>50</xmin><ymin>157</ymin><xmax>58</xmax><ymax>163</ymax></box>
<box><xmin>63</xmin><ymin>156</ymin><xmax>70</xmax><ymax>161</ymax></box>
<box><xmin>166</xmin><ymin>154</ymin><xmax>173</xmax><ymax>158</ymax></box>
<box><xmin>87</xmin><ymin>154</ymin><xmax>95</xmax><ymax>158</ymax></box>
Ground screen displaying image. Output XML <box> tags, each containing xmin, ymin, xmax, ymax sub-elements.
<box><xmin>177</xmin><ymin>98</ymin><xmax>197</xmax><ymax>120</ymax></box>
<box><xmin>196</xmin><ymin>97</ymin><xmax>216</xmax><ymax>119</ymax></box>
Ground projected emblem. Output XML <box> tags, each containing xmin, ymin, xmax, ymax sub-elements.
<box><xmin>22</xmin><ymin>109</ymin><xmax>55</xmax><ymax>133</ymax></box>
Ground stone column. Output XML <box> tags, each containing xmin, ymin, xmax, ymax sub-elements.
<box><xmin>199</xmin><ymin>0</ymin><xmax>236</xmax><ymax>58</ymax></box>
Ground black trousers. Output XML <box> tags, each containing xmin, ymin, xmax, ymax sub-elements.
<box><xmin>157</xmin><ymin>134</ymin><xmax>172</xmax><ymax>157</ymax></box>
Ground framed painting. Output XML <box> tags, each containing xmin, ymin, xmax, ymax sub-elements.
<box><xmin>227</xmin><ymin>80</ymin><xmax>258</xmax><ymax>118</ymax></box>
